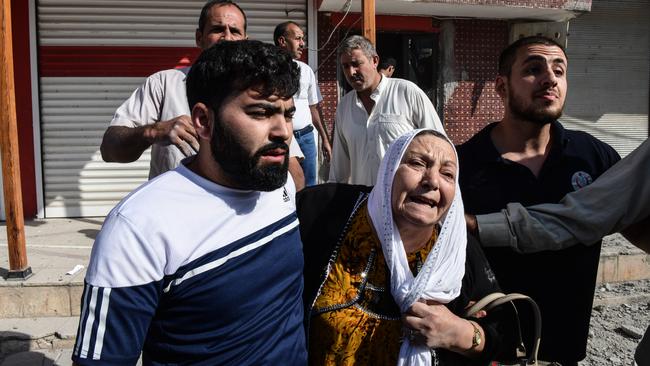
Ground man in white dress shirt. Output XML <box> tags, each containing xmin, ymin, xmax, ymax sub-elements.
<box><xmin>328</xmin><ymin>35</ymin><xmax>445</xmax><ymax>186</ymax></box>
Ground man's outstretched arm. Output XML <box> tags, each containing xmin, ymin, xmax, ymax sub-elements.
<box><xmin>472</xmin><ymin>138</ymin><xmax>650</xmax><ymax>253</ymax></box>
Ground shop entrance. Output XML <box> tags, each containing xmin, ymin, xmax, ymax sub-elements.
<box><xmin>376</xmin><ymin>32</ymin><xmax>439</xmax><ymax>104</ymax></box>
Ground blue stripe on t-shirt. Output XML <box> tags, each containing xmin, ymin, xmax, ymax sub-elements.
<box><xmin>73</xmin><ymin>212</ymin><xmax>306</xmax><ymax>365</ymax></box>
<box><xmin>161</xmin><ymin>213</ymin><xmax>299</xmax><ymax>293</ymax></box>
<box><xmin>73</xmin><ymin>281</ymin><xmax>162</xmax><ymax>365</ymax></box>
<box><xmin>144</xmin><ymin>215</ymin><xmax>306</xmax><ymax>365</ymax></box>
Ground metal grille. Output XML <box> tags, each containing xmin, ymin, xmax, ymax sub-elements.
<box><xmin>37</xmin><ymin>0</ymin><xmax>307</xmax><ymax>46</ymax></box>
<box><xmin>40</xmin><ymin>77</ymin><xmax>149</xmax><ymax>217</ymax></box>
<box><xmin>36</xmin><ymin>0</ymin><xmax>308</xmax><ymax>217</ymax></box>
<box><xmin>561</xmin><ymin>0</ymin><xmax>649</xmax><ymax>156</ymax></box>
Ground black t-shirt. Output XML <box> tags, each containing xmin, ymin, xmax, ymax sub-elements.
<box><xmin>457</xmin><ymin>121</ymin><xmax>620</xmax><ymax>364</ymax></box>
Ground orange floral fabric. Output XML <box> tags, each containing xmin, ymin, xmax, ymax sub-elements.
<box><xmin>309</xmin><ymin>203</ymin><xmax>436</xmax><ymax>366</ymax></box>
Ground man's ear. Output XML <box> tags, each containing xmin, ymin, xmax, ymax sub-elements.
<box><xmin>191</xmin><ymin>102</ymin><xmax>213</xmax><ymax>140</ymax></box>
<box><xmin>277</xmin><ymin>36</ymin><xmax>286</xmax><ymax>48</ymax></box>
<box><xmin>495</xmin><ymin>76</ymin><xmax>507</xmax><ymax>99</ymax></box>
<box><xmin>195</xmin><ymin>29</ymin><xmax>203</xmax><ymax>48</ymax></box>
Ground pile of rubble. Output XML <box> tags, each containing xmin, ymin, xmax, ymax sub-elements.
<box><xmin>582</xmin><ymin>280</ymin><xmax>649</xmax><ymax>365</ymax></box>
<box><xmin>581</xmin><ymin>232</ymin><xmax>649</xmax><ymax>366</ymax></box>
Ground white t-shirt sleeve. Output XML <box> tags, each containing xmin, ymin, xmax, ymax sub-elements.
<box><xmin>74</xmin><ymin>210</ymin><xmax>165</xmax><ymax>364</ymax></box>
<box><xmin>307</xmin><ymin>66</ymin><xmax>322</xmax><ymax>106</ymax></box>
<box><xmin>86</xmin><ymin>211</ymin><xmax>165</xmax><ymax>288</ymax></box>
<box><xmin>110</xmin><ymin>72</ymin><xmax>165</xmax><ymax>128</ymax></box>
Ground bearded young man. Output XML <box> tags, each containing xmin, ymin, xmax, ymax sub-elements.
<box><xmin>457</xmin><ymin>36</ymin><xmax>620</xmax><ymax>366</ymax></box>
<box><xmin>72</xmin><ymin>41</ymin><xmax>306</xmax><ymax>365</ymax></box>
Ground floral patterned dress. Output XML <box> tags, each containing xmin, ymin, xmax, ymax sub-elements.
<box><xmin>309</xmin><ymin>203</ymin><xmax>436</xmax><ymax>366</ymax></box>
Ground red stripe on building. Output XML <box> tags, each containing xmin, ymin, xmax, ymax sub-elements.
<box><xmin>39</xmin><ymin>46</ymin><xmax>201</xmax><ymax>77</ymax></box>
<box><xmin>11</xmin><ymin>0</ymin><xmax>36</xmax><ymax>218</ymax></box>
<box><xmin>330</xmin><ymin>13</ymin><xmax>440</xmax><ymax>33</ymax></box>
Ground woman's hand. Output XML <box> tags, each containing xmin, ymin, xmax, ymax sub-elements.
<box><xmin>403</xmin><ymin>300</ymin><xmax>484</xmax><ymax>355</ymax></box>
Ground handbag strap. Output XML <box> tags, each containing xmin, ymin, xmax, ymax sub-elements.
<box><xmin>464</xmin><ymin>292</ymin><xmax>541</xmax><ymax>365</ymax></box>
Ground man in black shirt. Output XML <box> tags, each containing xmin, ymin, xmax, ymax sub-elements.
<box><xmin>458</xmin><ymin>36</ymin><xmax>620</xmax><ymax>365</ymax></box>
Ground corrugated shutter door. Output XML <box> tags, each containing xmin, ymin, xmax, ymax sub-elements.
<box><xmin>562</xmin><ymin>0</ymin><xmax>649</xmax><ymax>157</ymax></box>
<box><xmin>37</xmin><ymin>0</ymin><xmax>307</xmax><ymax>218</ymax></box>
<box><xmin>38</xmin><ymin>1</ymin><xmax>306</xmax><ymax>46</ymax></box>
<box><xmin>40</xmin><ymin>77</ymin><xmax>149</xmax><ymax>217</ymax></box>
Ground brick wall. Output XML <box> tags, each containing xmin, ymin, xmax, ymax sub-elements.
<box><xmin>444</xmin><ymin>19</ymin><xmax>508</xmax><ymax>144</ymax></box>
<box><xmin>314</xmin><ymin>16</ymin><xmax>520</xmax><ymax>145</ymax></box>
<box><xmin>316</xmin><ymin>12</ymin><xmax>340</xmax><ymax>141</ymax></box>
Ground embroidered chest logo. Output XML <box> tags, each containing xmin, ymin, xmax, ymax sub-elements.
<box><xmin>282</xmin><ymin>187</ymin><xmax>290</xmax><ymax>202</ymax></box>
<box><xmin>571</xmin><ymin>171</ymin><xmax>593</xmax><ymax>191</ymax></box>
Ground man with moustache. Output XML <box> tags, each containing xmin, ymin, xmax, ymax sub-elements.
<box><xmin>457</xmin><ymin>36</ymin><xmax>620</xmax><ymax>365</ymax></box>
<box><xmin>100</xmin><ymin>0</ymin><xmax>305</xmax><ymax>187</ymax></box>
<box><xmin>72</xmin><ymin>41</ymin><xmax>306</xmax><ymax>365</ymax></box>
<box><xmin>274</xmin><ymin>21</ymin><xmax>332</xmax><ymax>186</ymax></box>
<box><xmin>328</xmin><ymin>35</ymin><xmax>444</xmax><ymax>186</ymax></box>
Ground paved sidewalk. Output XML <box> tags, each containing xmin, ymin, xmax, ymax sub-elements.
<box><xmin>0</xmin><ymin>218</ymin><xmax>102</xmax><ymax>285</ymax></box>
<box><xmin>0</xmin><ymin>219</ymin><xmax>102</xmax><ymax>365</ymax></box>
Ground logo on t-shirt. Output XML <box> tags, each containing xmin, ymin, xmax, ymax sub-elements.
<box><xmin>282</xmin><ymin>187</ymin><xmax>290</xmax><ymax>202</ymax></box>
<box><xmin>571</xmin><ymin>171</ymin><xmax>593</xmax><ymax>191</ymax></box>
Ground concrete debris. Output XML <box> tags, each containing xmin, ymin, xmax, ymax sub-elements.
<box><xmin>581</xmin><ymin>279</ymin><xmax>650</xmax><ymax>366</ymax></box>
<box><xmin>620</xmin><ymin>325</ymin><xmax>645</xmax><ymax>340</ymax></box>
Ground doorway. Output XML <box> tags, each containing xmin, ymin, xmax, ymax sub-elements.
<box><xmin>376</xmin><ymin>32</ymin><xmax>439</xmax><ymax>105</ymax></box>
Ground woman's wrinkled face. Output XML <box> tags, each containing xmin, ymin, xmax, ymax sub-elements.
<box><xmin>391</xmin><ymin>134</ymin><xmax>457</xmax><ymax>231</ymax></box>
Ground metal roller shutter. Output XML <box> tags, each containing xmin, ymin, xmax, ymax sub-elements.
<box><xmin>561</xmin><ymin>0</ymin><xmax>649</xmax><ymax>157</ymax></box>
<box><xmin>40</xmin><ymin>77</ymin><xmax>148</xmax><ymax>217</ymax></box>
<box><xmin>36</xmin><ymin>0</ymin><xmax>307</xmax><ymax>218</ymax></box>
<box><xmin>37</xmin><ymin>0</ymin><xmax>307</xmax><ymax>46</ymax></box>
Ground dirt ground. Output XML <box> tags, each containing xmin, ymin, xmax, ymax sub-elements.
<box><xmin>579</xmin><ymin>234</ymin><xmax>649</xmax><ymax>366</ymax></box>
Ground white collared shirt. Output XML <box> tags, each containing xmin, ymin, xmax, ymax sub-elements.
<box><xmin>329</xmin><ymin>76</ymin><xmax>445</xmax><ymax>186</ymax></box>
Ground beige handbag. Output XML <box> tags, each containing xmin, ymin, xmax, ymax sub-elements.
<box><xmin>464</xmin><ymin>292</ymin><xmax>543</xmax><ymax>366</ymax></box>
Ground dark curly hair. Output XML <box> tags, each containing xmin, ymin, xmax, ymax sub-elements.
<box><xmin>186</xmin><ymin>40</ymin><xmax>300</xmax><ymax>115</ymax></box>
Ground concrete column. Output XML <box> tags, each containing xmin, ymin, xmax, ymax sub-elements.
<box><xmin>437</xmin><ymin>20</ymin><xmax>457</xmax><ymax>123</ymax></box>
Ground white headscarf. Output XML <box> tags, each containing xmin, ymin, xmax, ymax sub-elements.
<box><xmin>367</xmin><ymin>128</ymin><xmax>467</xmax><ymax>366</ymax></box>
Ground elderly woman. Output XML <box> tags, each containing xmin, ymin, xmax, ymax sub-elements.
<box><xmin>297</xmin><ymin>129</ymin><xmax>510</xmax><ymax>365</ymax></box>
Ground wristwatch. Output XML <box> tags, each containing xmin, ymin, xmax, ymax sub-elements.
<box><xmin>469</xmin><ymin>320</ymin><xmax>482</xmax><ymax>349</ymax></box>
